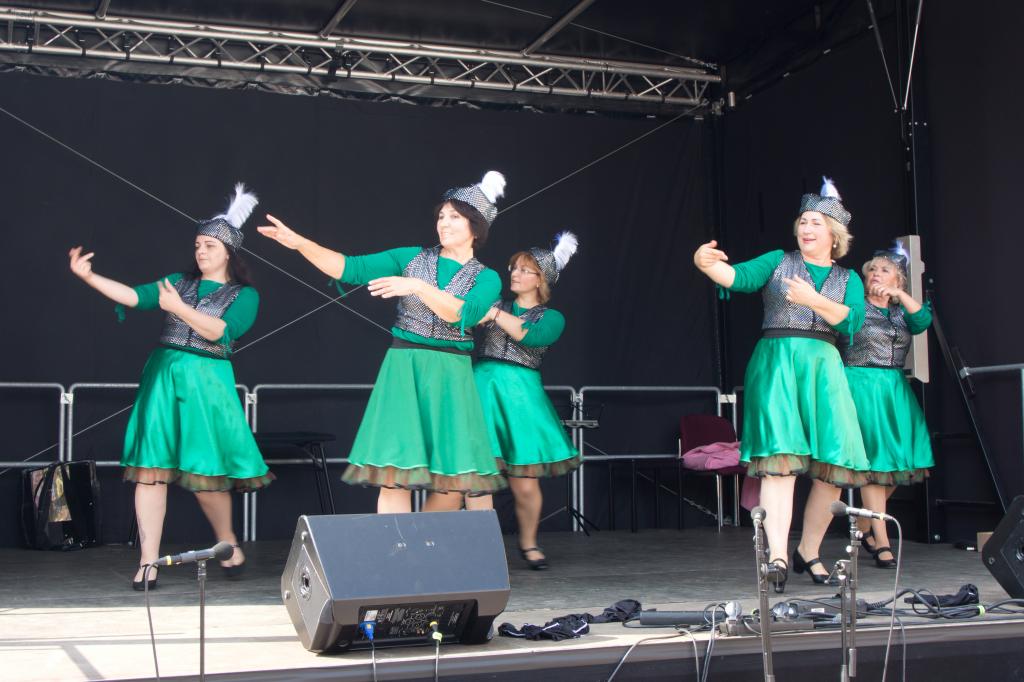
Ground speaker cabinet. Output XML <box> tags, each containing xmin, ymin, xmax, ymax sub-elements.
<box><xmin>281</xmin><ymin>511</ymin><xmax>510</xmax><ymax>652</ymax></box>
<box><xmin>982</xmin><ymin>495</ymin><xmax>1024</xmax><ymax>599</ymax></box>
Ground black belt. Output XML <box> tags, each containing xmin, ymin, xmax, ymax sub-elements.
<box><xmin>762</xmin><ymin>328</ymin><xmax>838</xmax><ymax>345</ymax></box>
<box><xmin>390</xmin><ymin>337</ymin><xmax>471</xmax><ymax>356</ymax></box>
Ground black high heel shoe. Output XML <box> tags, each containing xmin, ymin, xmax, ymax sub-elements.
<box><xmin>221</xmin><ymin>544</ymin><xmax>246</xmax><ymax>579</ymax></box>
<box><xmin>861</xmin><ymin>529</ymin><xmax>897</xmax><ymax>568</ymax></box>
<box><xmin>519</xmin><ymin>547</ymin><xmax>549</xmax><ymax>571</ymax></box>
<box><xmin>792</xmin><ymin>549</ymin><xmax>839</xmax><ymax>586</ymax></box>
<box><xmin>766</xmin><ymin>559</ymin><xmax>788</xmax><ymax>594</ymax></box>
<box><xmin>132</xmin><ymin>564</ymin><xmax>158</xmax><ymax>591</ymax></box>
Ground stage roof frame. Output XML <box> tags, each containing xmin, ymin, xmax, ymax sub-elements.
<box><xmin>0</xmin><ymin>6</ymin><xmax>722</xmax><ymax>112</ymax></box>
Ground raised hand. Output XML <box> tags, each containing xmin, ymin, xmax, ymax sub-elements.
<box><xmin>256</xmin><ymin>214</ymin><xmax>307</xmax><ymax>250</ymax></box>
<box><xmin>368</xmin><ymin>276</ymin><xmax>424</xmax><ymax>299</ymax></box>
<box><xmin>781</xmin><ymin>276</ymin><xmax>819</xmax><ymax>308</ymax></box>
<box><xmin>157</xmin><ymin>278</ymin><xmax>185</xmax><ymax>313</ymax></box>
<box><xmin>869</xmin><ymin>282</ymin><xmax>902</xmax><ymax>302</ymax></box>
<box><xmin>693</xmin><ymin>240</ymin><xmax>729</xmax><ymax>269</ymax></box>
<box><xmin>68</xmin><ymin>246</ymin><xmax>96</xmax><ymax>280</ymax></box>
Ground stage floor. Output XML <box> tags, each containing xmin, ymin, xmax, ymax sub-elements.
<box><xmin>1</xmin><ymin>527</ymin><xmax>1020</xmax><ymax>681</ymax></box>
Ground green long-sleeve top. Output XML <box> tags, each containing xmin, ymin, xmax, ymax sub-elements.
<box><xmin>512</xmin><ymin>302</ymin><xmax>566</xmax><ymax>348</ymax></box>
<box><xmin>726</xmin><ymin>249</ymin><xmax>865</xmax><ymax>336</ymax></box>
<box><xmin>125</xmin><ymin>273</ymin><xmax>259</xmax><ymax>355</ymax></box>
<box><xmin>338</xmin><ymin>246</ymin><xmax>502</xmax><ymax>350</ymax></box>
<box><xmin>868</xmin><ymin>301</ymin><xmax>932</xmax><ymax>334</ymax></box>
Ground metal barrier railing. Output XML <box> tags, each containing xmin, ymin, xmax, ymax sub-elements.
<box><xmin>10</xmin><ymin>379</ymin><xmax>747</xmax><ymax>537</ymax></box>
<box><xmin>0</xmin><ymin>382</ymin><xmax>67</xmax><ymax>468</ymax></box>
<box><xmin>248</xmin><ymin>383</ymin><xmax>374</xmax><ymax>540</ymax></box>
<box><xmin>576</xmin><ymin>385</ymin><xmax>733</xmax><ymax>529</ymax></box>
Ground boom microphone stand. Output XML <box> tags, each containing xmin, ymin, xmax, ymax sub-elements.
<box><xmin>833</xmin><ymin>503</ymin><xmax>862</xmax><ymax>681</ymax></box>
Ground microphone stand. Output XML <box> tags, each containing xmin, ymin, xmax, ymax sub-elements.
<box><xmin>753</xmin><ymin>514</ymin><xmax>775</xmax><ymax>682</ymax></box>
<box><xmin>835</xmin><ymin>513</ymin><xmax>861</xmax><ymax>681</ymax></box>
<box><xmin>197</xmin><ymin>559</ymin><xmax>207</xmax><ymax>682</ymax></box>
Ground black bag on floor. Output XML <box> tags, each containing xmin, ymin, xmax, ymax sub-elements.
<box><xmin>21</xmin><ymin>461</ymin><xmax>102</xmax><ymax>550</ymax></box>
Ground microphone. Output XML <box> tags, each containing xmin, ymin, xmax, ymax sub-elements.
<box><xmin>155</xmin><ymin>541</ymin><xmax>234</xmax><ymax>566</ymax></box>
<box><xmin>829</xmin><ymin>500</ymin><xmax>894</xmax><ymax>521</ymax></box>
<box><xmin>638</xmin><ymin>609</ymin><xmax>711</xmax><ymax>626</ymax></box>
<box><xmin>751</xmin><ymin>506</ymin><xmax>766</xmax><ymax>523</ymax></box>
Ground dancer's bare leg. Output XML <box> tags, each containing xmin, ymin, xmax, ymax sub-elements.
<box><xmin>194</xmin><ymin>490</ymin><xmax>243</xmax><ymax>567</ymax></box>
<box><xmin>423</xmin><ymin>491</ymin><xmax>463</xmax><ymax>512</ymax></box>
<box><xmin>509</xmin><ymin>477</ymin><xmax>544</xmax><ymax>561</ymax></box>
<box><xmin>796</xmin><ymin>479</ymin><xmax>843</xmax><ymax>577</ymax></box>
<box><xmin>134</xmin><ymin>482</ymin><xmax>167</xmax><ymax>582</ymax></box>
<box><xmin>465</xmin><ymin>494</ymin><xmax>494</xmax><ymax>511</ymax></box>
<box><xmin>377</xmin><ymin>487</ymin><xmax>412</xmax><ymax>513</ymax></box>
<box><xmin>860</xmin><ymin>484</ymin><xmax>897</xmax><ymax>560</ymax></box>
<box><xmin>760</xmin><ymin>474</ymin><xmax>796</xmax><ymax>565</ymax></box>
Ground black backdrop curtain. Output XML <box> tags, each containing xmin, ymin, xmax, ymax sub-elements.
<box><xmin>0</xmin><ymin>69</ymin><xmax>716</xmax><ymax>545</ymax></box>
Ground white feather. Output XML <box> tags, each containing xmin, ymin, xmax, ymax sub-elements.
<box><xmin>219</xmin><ymin>182</ymin><xmax>259</xmax><ymax>229</ymax></box>
<box><xmin>820</xmin><ymin>176</ymin><xmax>842</xmax><ymax>200</ymax></box>
<box><xmin>891</xmin><ymin>239</ymin><xmax>909</xmax><ymax>261</ymax></box>
<box><xmin>477</xmin><ymin>171</ymin><xmax>506</xmax><ymax>204</ymax></box>
<box><xmin>552</xmin><ymin>231</ymin><xmax>579</xmax><ymax>271</ymax></box>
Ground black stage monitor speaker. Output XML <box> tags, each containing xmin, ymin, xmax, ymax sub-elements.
<box><xmin>982</xmin><ymin>495</ymin><xmax>1024</xmax><ymax>599</ymax></box>
<box><xmin>281</xmin><ymin>511</ymin><xmax>510</xmax><ymax>652</ymax></box>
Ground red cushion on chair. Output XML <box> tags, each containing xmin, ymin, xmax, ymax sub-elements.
<box><xmin>679</xmin><ymin>414</ymin><xmax>737</xmax><ymax>452</ymax></box>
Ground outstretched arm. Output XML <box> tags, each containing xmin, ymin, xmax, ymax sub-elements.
<box><xmin>257</xmin><ymin>214</ymin><xmax>346</xmax><ymax>280</ymax></box>
<box><xmin>693</xmin><ymin>240</ymin><xmax>736</xmax><ymax>288</ymax></box>
<box><xmin>68</xmin><ymin>246</ymin><xmax>139</xmax><ymax>307</ymax></box>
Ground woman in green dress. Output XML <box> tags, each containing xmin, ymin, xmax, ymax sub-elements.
<box><xmin>693</xmin><ymin>178</ymin><xmax>870</xmax><ymax>592</ymax></box>
<box><xmin>257</xmin><ymin>172</ymin><xmax>506</xmax><ymax>512</ymax></box>
<box><xmin>68</xmin><ymin>184</ymin><xmax>271</xmax><ymax>590</ymax></box>
<box><xmin>841</xmin><ymin>242</ymin><xmax>933</xmax><ymax>568</ymax></box>
<box><xmin>469</xmin><ymin>232</ymin><xmax>581</xmax><ymax>570</ymax></box>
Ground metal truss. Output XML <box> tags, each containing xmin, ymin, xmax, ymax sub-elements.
<box><xmin>0</xmin><ymin>7</ymin><xmax>720</xmax><ymax>109</ymax></box>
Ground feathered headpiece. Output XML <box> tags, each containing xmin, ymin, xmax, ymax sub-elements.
<box><xmin>196</xmin><ymin>183</ymin><xmax>259</xmax><ymax>250</ymax></box>
<box><xmin>442</xmin><ymin>171</ymin><xmax>506</xmax><ymax>226</ymax></box>
<box><xmin>530</xmin><ymin>231</ymin><xmax>579</xmax><ymax>285</ymax></box>
<box><xmin>872</xmin><ymin>239</ymin><xmax>910</xmax><ymax>275</ymax></box>
<box><xmin>798</xmin><ymin>176</ymin><xmax>852</xmax><ymax>226</ymax></box>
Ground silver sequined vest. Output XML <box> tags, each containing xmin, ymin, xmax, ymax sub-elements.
<box><xmin>477</xmin><ymin>300</ymin><xmax>549</xmax><ymax>369</ymax></box>
<box><xmin>393</xmin><ymin>247</ymin><xmax>484</xmax><ymax>342</ymax></box>
<box><xmin>158</xmin><ymin>278</ymin><xmax>242</xmax><ymax>359</ymax></box>
<box><xmin>762</xmin><ymin>251</ymin><xmax>850</xmax><ymax>344</ymax></box>
<box><xmin>840</xmin><ymin>303</ymin><xmax>911</xmax><ymax>369</ymax></box>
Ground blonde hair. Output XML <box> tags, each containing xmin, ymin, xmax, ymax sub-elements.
<box><xmin>862</xmin><ymin>256</ymin><xmax>907</xmax><ymax>291</ymax></box>
<box><xmin>508</xmin><ymin>251</ymin><xmax>551</xmax><ymax>304</ymax></box>
<box><xmin>793</xmin><ymin>212</ymin><xmax>852</xmax><ymax>259</ymax></box>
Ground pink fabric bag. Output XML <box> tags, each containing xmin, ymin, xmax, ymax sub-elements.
<box><xmin>680</xmin><ymin>441</ymin><xmax>742</xmax><ymax>471</ymax></box>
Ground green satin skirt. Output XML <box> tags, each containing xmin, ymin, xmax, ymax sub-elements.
<box><xmin>121</xmin><ymin>346</ymin><xmax>273</xmax><ymax>491</ymax></box>
<box><xmin>741</xmin><ymin>336</ymin><xmax>869</xmax><ymax>487</ymax></box>
<box><xmin>342</xmin><ymin>346</ymin><xmax>506</xmax><ymax>495</ymax></box>
<box><xmin>845</xmin><ymin>366</ymin><xmax>933</xmax><ymax>485</ymax></box>
<box><xmin>473</xmin><ymin>359</ymin><xmax>579</xmax><ymax>478</ymax></box>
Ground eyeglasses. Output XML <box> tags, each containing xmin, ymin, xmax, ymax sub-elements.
<box><xmin>508</xmin><ymin>266</ymin><xmax>539</xmax><ymax>276</ymax></box>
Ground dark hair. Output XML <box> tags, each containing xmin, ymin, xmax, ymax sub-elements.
<box><xmin>186</xmin><ymin>244</ymin><xmax>254</xmax><ymax>287</ymax></box>
<box><xmin>434</xmin><ymin>199</ymin><xmax>490</xmax><ymax>248</ymax></box>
